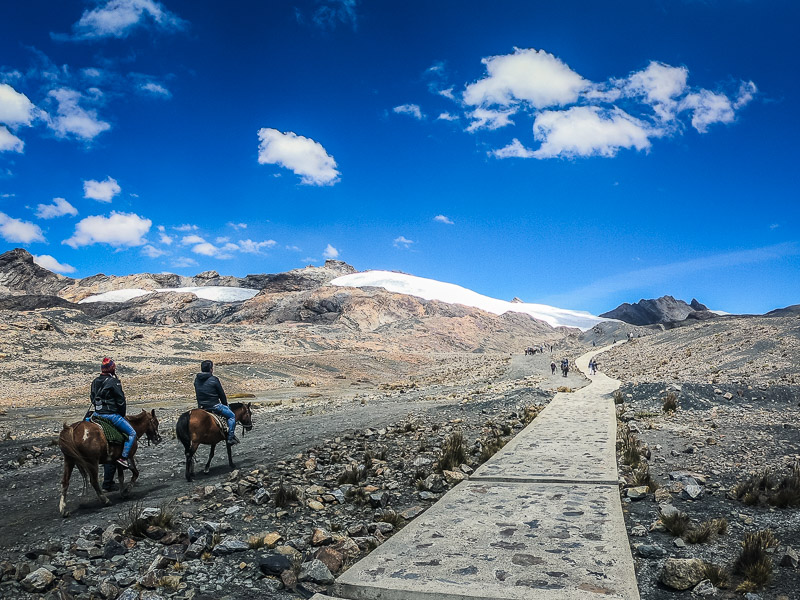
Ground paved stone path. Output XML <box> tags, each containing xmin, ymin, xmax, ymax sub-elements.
<box><xmin>314</xmin><ymin>344</ymin><xmax>639</xmax><ymax>600</ymax></box>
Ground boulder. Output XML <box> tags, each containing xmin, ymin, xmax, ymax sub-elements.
<box><xmin>298</xmin><ymin>559</ymin><xmax>334</xmax><ymax>585</ymax></box>
<box><xmin>20</xmin><ymin>567</ymin><xmax>55</xmax><ymax>592</ymax></box>
<box><xmin>660</xmin><ymin>558</ymin><xmax>706</xmax><ymax>590</ymax></box>
<box><xmin>259</xmin><ymin>553</ymin><xmax>293</xmax><ymax>576</ymax></box>
<box><xmin>211</xmin><ymin>536</ymin><xmax>249</xmax><ymax>555</ymax></box>
<box><xmin>693</xmin><ymin>579</ymin><xmax>717</xmax><ymax>596</ymax></box>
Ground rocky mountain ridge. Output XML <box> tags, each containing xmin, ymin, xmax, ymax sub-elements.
<box><xmin>600</xmin><ymin>295</ymin><xmax>716</xmax><ymax>326</ymax></box>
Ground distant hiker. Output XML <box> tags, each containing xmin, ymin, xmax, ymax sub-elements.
<box><xmin>86</xmin><ymin>358</ymin><xmax>137</xmax><ymax>474</ymax></box>
<box><xmin>593</xmin><ymin>359</ymin><xmax>599</xmax><ymax>373</ymax></box>
<box><xmin>194</xmin><ymin>360</ymin><xmax>239</xmax><ymax>445</ymax></box>
<box><xmin>561</xmin><ymin>358</ymin><xmax>569</xmax><ymax>377</ymax></box>
<box><xmin>550</xmin><ymin>361</ymin><xmax>556</xmax><ymax>375</ymax></box>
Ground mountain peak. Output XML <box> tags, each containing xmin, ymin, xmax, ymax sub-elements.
<box><xmin>600</xmin><ymin>295</ymin><xmax>712</xmax><ymax>326</ymax></box>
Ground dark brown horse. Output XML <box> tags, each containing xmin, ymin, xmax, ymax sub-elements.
<box><xmin>175</xmin><ymin>402</ymin><xmax>253</xmax><ymax>481</ymax></box>
<box><xmin>58</xmin><ymin>409</ymin><xmax>162</xmax><ymax>517</ymax></box>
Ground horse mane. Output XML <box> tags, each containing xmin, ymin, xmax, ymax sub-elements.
<box><xmin>229</xmin><ymin>402</ymin><xmax>244</xmax><ymax>411</ymax></box>
<box><xmin>127</xmin><ymin>409</ymin><xmax>149</xmax><ymax>425</ymax></box>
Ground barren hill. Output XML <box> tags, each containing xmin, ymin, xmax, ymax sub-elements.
<box><xmin>600</xmin><ymin>295</ymin><xmax>717</xmax><ymax>326</ymax></box>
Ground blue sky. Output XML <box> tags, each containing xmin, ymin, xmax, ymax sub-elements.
<box><xmin>0</xmin><ymin>0</ymin><xmax>798</xmax><ymax>314</ymax></box>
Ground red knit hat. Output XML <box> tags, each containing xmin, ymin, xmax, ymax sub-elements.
<box><xmin>101</xmin><ymin>357</ymin><xmax>115</xmax><ymax>374</ymax></box>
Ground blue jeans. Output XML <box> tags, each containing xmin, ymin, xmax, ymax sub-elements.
<box><xmin>98</xmin><ymin>413</ymin><xmax>137</xmax><ymax>458</ymax></box>
<box><xmin>211</xmin><ymin>404</ymin><xmax>236</xmax><ymax>441</ymax></box>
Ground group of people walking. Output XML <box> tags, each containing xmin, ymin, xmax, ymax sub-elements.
<box><xmin>85</xmin><ymin>357</ymin><xmax>238</xmax><ymax>492</ymax></box>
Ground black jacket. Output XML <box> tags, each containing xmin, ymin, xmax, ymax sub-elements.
<box><xmin>194</xmin><ymin>372</ymin><xmax>227</xmax><ymax>409</ymax></box>
<box><xmin>90</xmin><ymin>374</ymin><xmax>126</xmax><ymax>415</ymax></box>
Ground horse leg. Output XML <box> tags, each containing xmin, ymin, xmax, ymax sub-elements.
<box><xmin>186</xmin><ymin>441</ymin><xmax>199</xmax><ymax>482</ymax></box>
<box><xmin>118</xmin><ymin>465</ymin><xmax>130</xmax><ymax>498</ymax></box>
<box><xmin>226</xmin><ymin>443</ymin><xmax>235</xmax><ymax>470</ymax></box>
<box><xmin>203</xmin><ymin>443</ymin><xmax>217</xmax><ymax>474</ymax></box>
<box><xmin>88</xmin><ymin>465</ymin><xmax>111</xmax><ymax>506</ymax></box>
<box><xmin>59</xmin><ymin>458</ymin><xmax>74</xmax><ymax>517</ymax></box>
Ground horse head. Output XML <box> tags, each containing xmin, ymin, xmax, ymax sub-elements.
<box><xmin>143</xmin><ymin>408</ymin><xmax>163</xmax><ymax>445</ymax></box>
<box><xmin>233</xmin><ymin>402</ymin><xmax>254</xmax><ymax>433</ymax></box>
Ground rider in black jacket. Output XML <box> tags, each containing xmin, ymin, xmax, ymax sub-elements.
<box><xmin>194</xmin><ymin>360</ymin><xmax>239</xmax><ymax>445</ymax></box>
<box><xmin>87</xmin><ymin>358</ymin><xmax>137</xmax><ymax>470</ymax></box>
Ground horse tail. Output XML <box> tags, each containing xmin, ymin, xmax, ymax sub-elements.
<box><xmin>59</xmin><ymin>423</ymin><xmax>92</xmax><ymax>492</ymax></box>
<box><xmin>175</xmin><ymin>411</ymin><xmax>191</xmax><ymax>453</ymax></box>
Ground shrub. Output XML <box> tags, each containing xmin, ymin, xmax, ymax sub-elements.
<box><xmin>660</xmin><ymin>510</ymin><xmax>690</xmax><ymax>537</ymax></box>
<box><xmin>439</xmin><ymin>429</ymin><xmax>466</xmax><ymax>472</ymax></box>
<box><xmin>613</xmin><ymin>390</ymin><xmax>624</xmax><ymax>405</ymax></box>
<box><xmin>620</xmin><ymin>431</ymin><xmax>642</xmax><ymax>468</ymax></box>
<box><xmin>152</xmin><ymin>501</ymin><xmax>175</xmax><ymax>529</ymax></box>
<box><xmin>632</xmin><ymin>464</ymin><xmax>659</xmax><ymax>492</ymax></box>
<box><xmin>702</xmin><ymin>563</ymin><xmax>729</xmax><ymax>588</ymax></box>
<box><xmin>685</xmin><ymin>520</ymin><xmax>715</xmax><ymax>544</ymax></box>
<box><xmin>733</xmin><ymin>529</ymin><xmax>778</xmax><ymax>589</ymax></box>
<box><xmin>273</xmin><ymin>478</ymin><xmax>300</xmax><ymax>507</ymax></box>
<box><xmin>522</xmin><ymin>405</ymin><xmax>540</xmax><ymax>425</ymax></box>
<box><xmin>734</xmin><ymin>463</ymin><xmax>800</xmax><ymax>508</ymax></box>
<box><xmin>662</xmin><ymin>392</ymin><xmax>678</xmax><ymax>413</ymax></box>
<box><xmin>479</xmin><ymin>435</ymin><xmax>507</xmax><ymax>463</ymax></box>
<box><xmin>117</xmin><ymin>501</ymin><xmax>148</xmax><ymax>538</ymax></box>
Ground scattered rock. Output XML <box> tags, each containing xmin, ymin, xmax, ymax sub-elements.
<box><xmin>660</xmin><ymin>558</ymin><xmax>706</xmax><ymax>590</ymax></box>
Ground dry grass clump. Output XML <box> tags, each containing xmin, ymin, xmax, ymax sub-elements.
<box><xmin>273</xmin><ymin>477</ymin><xmax>300</xmax><ymax>507</ymax></box>
<box><xmin>151</xmin><ymin>501</ymin><xmax>176</xmax><ymax>529</ymax></box>
<box><xmin>734</xmin><ymin>463</ymin><xmax>800</xmax><ymax>508</ymax></box>
<box><xmin>479</xmin><ymin>435</ymin><xmax>507</xmax><ymax>463</ymax></box>
<box><xmin>702</xmin><ymin>563</ymin><xmax>730</xmax><ymax>588</ymax></box>
<box><xmin>522</xmin><ymin>405</ymin><xmax>541</xmax><ymax>425</ymax></box>
<box><xmin>733</xmin><ymin>529</ymin><xmax>778</xmax><ymax>590</ymax></box>
<box><xmin>662</xmin><ymin>391</ymin><xmax>678</xmax><ymax>413</ymax></box>
<box><xmin>613</xmin><ymin>390</ymin><xmax>625</xmax><ymax>405</ymax></box>
<box><xmin>438</xmin><ymin>429</ymin><xmax>466</xmax><ymax>471</ymax></box>
<box><xmin>557</xmin><ymin>386</ymin><xmax>573</xmax><ymax>393</ymax></box>
<box><xmin>117</xmin><ymin>501</ymin><xmax>149</xmax><ymax>538</ymax></box>
<box><xmin>338</xmin><ymin>463</ymin><xmax>366</xmax><ymax>485</ymax></box>
<box><xmin>345</xmin><ymin>486</ymin><xmax>370</xmax><ymax>505</ymax></box>
<box><xmin>619</xmin><ymin>429</ymin><xmax>642</xmax><ymax>468</ymax></box>
<box><xmin>247</xmin><ymin>533</ymin><xmax>268</xmax><ymax>549</ymax></box>
<box><xmin>660</xmin><ymin>510</ymin><xmax>690</xmax><ymax>537</ymax></box>
<box><xmin>684</xmin><ymin>518</ymin><xmax>727</xmax><ymax>544</ymax></box>
<box><xmin>632</xmin><ymin>463</ymin><xmax>659</xmax><ymax>492</ymax></box>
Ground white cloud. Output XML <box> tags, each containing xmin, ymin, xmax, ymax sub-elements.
<box><xmin>306</xmin><ymin>0</ymin><xmax>358</xmax><ymax>31</ymax></box>
<box><xmin>433</xmin><ymin>215</ymin><xmax>454</xmax><ymax>225</ymax></box>
<box><xmin>47</xmin><ymin>88</ymin><xmax>110</xmax><ymax>141</ymax></box>
<box><xmin>33</xmin><ymin>254</ymin><xmax>75</xmax><ymax>274</ymax></box>
<box><xmin>141</xmin><ymin>244</ymin><xmax>166</xmax><ymax>258</ymax></box>
<box><xmin>624</xmin><ymin>61</ymin><xmax>688</xmax><ymax>121</ymax></box>
<box><xmin>35</xmin><ymin>197</ymin><xmax>78</xmax><ymax>219</ymax></box>
<box><xmin>437</xmin><ymin>112</ymin><xmax>458</xmax><ymax>122</ymax></box>
<box><xmin>171</xmin><ymin>256</ymin><xmax>198</xmax><ymax>268</ymax></box>
<box><xmin>466</xmin><ymin>107</ymin><xmax>515</xmax><ymax>132</ymax></box>
<box><xmin>227</xmin><ymin>222</ymin><xmax>247</xmax><ymax>230</ymax></box>
<box><xmin>438</xmin><ymin>87</ymin><xmax>455</xmax><ymax>100</ymax></box>
<box><xmin>257</xmin><ymin>128</ymin><xmax>339</xmax><ymax>186</ymax></box>
<box><xmin>215</xmin><ymin>236</ymin><xmax>230</xmax><ymax>244</ymax></box>
<box><xmin>393</xmin><ymin>236</ymin><xmax>414</xmax><ymax>248</ymax></box>
<box><xmin>0</xmin><ymin>212</ymin><xmax>45</xmax><ymax>243</ymax></box>
<box><xmin>0</xmin><ymin>84</ymin><xmax>36</xmax><ymax>126</ymax></box>
<box><xmin>173</xmin><ymin>224</ymin><xmax>198</xmax><ymax>231</ymax></box>
<box><xmin>393</xmin><ymin>104</ymin><xmax>424</xmax><ymax>120</ymax></box>
<box><xmin>491</xmin><ymin>138</ymin><xmax>536</xmax><ymax>159</ymax></box>
<box><xmin>181</xmin><ymin>234</ymin><xmax>206</xmax><ymax>245</ymax></box>
<box><xmin>286</xmin><ymin>245</ymin><xmax>301</xmax><ymax>251</ymax></box>
<box><xmin>323</xmin><ymin>244</ymin><xmax>339</xmax><ymax>259</ymax></box>
<box><xmin>70</xmin><ymin>0</ymin><xmax>186</xmax><ymax>40</ymax></box>
<box><xmin>237</xmin><ymin>239</ymin><xmax>277</xmax><ymax>254</ymax></box>
<box><xmin>139</xmin><ymin>81</ymin><xmax>171</xmax><ymax>98</ymax></box>
<box><xmin>63</xmin><ymin>211</ymin><xmax>151</xmax><ymax>248</ymax></box>
<box><xmin>191</xmin><ymin>242</ymin><xmax>233</xmax><ymax>259</ymax></box>
<box><xmin>531</xmin><ymin>106</ymin><xmax>655</xmax><ymax>159</ymax></box>
<box><xmin>158</xmin><ymin>232</ymin><xmax>173</xmax><ymax>245</ymax></box>
<box><xmin>734</xmin><ymin>81</ymin><xmax>757</xmax><ymax>109</ymax></box>
<box><xmin>0</xmin><ymin>126</ymin><xmax>24</xmax><ymax>153</ymax></box>
<box><xmin>464</xmin><ymin>48</ymin><xmax>587</xmax><ymax>109</ymax></box>
<box><xmin>83</xmin><ymin>176</ymin><xmax>121</xmax><ymax>202</ymax></box>
<box><xmin>679</xmin><ymin>90</ymin><xmax>735</xmax><ymax>133</ymax></box>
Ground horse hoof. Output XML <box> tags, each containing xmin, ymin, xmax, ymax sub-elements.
<box><xmin>203</xmin><ymin>468</ymin><xmax>209</xmax><ymax>475</ymax></box>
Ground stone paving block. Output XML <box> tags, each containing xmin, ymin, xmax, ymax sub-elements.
<box><xmin>334</xmin><ymin>480</ymin><xmax>638</xmax><ymax>600</ymax></box>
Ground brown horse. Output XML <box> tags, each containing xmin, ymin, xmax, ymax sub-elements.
<box><xmin>58</xmin><ymin>409</ymin><xmax>162</xmax><ymax>517</ymax></box>
<box><xmin>175</xmin><ymin>402</ymin><xmax>253</xmax><ymax>481</ymax></box>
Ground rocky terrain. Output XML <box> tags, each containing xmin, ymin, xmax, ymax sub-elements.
<box><xmin>605</xmin><ymin>316</ymin><xmax>800</xmax><ymax>599</ymax></box>
<box><xmin>1</xmin><ymin>247</ymin><xmax>799</xmax><ymax>599</ymax></box>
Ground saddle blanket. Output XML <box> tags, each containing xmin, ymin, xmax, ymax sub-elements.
<box><xmin>204</xmin><ymin>410</ymin><xmax>229</xmax><ymax>438</ymax></box>
<box><xmin>91</xmin><ymin>415</ymin><xmax>128</xmax><ymax>445</ymax></box>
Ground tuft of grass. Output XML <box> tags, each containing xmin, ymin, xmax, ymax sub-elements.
<box><xmin>632</xmin><ymin>464</ymin><xmax>659</xmax><ymax>492</ymax></box>
<box><xmin>613</xmin><ymin>390</ymin><xmax>624</xmax><ymax>405</ymax></box>
<box><xmin>376</xmin><ymin>508</ymin><xmax>403</xmax><ymax>526</ymax></box>
<box><xmin>734</xmin><ymin>463</ymin><xmax>800</xmax><ymax>508</ymax></box>
<box><xmin>247</xmin><ymin>533</ymin><xmax>267</xmax><ymax>549</ymax></box>
<box><xmin>152</xmin><ymin>501</ymin><xmax>175</xmax><ymax>529</ymax></box>
<box><xmin>345</xmin><ymin>486</ymin><xmax>369</xmax><ymax>505</ymax></box>
<box><xmin>294</xmin><ymin>380</ymin><xmax>314</xmax><ymax>387</ymax></box>
<box><xmin>620</xmin><ymin>431</ymin><xmax>642</xmax><ymax>468</ymax></box>
<box><xmin>702</xmin><ymin>563</ymin><xmax>729</xmax><ymax>588</ymax></box>
<box><xmin>662</xmin><ymin>391</ymin><xmax>678</xmax><ymax>413</ymax></box>
<box><xmin>522</xmin><ymin>405</ymin><xmax>540</xmax><ymax>425</ymax></box>
<box><xmin>660</xmin><ymin>510</ymin><xmax>690</xmax><ymax>537</ymax></box>
<box><xmin>117</xmin><ymin>501</ymin><xmax>148</xmax><ymax>538</ymax></box>
<box><xmin>479</xmin><ymin>435</ymin><xmax>507</xmax><ymax>463</ymax></box>
<box><xmin>273</xmin><ymin>478</ymin><xmax>300</xmax><ymax>508</ymax></box>
<box><xmin>363</xmin><ymin>451</ymin><xmax>373</xmax><ymax>470</ymax></box>
<box><xmin>685</xmin><ymin>520</ymin><xmax>715</xmax><ymax>544</ymax></box>
<box><xmin>338</xmin><ymin>464</ymin><xmax>361</xmax><ymax>485</ymax></box>
<box><xmin>557</xmin><ymin>386</ymin><xmax>573</xmax><ymax>393</ymax></box>
<box><xmin>439</xmin><ymin>429</ymin><xmax>466</xmax><ymax>472</ymax></box>
<box><xmin>733</xmin><ymin>529</ymin><xmax>778</xmax><ymax>589</ymax></box>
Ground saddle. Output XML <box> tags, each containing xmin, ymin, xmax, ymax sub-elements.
<box><xmin>91</xmin><ymin>415</ymin><xmax>128</xmax><ymax>445</ymax></box>
<box><xmin>202</xmin><ymin>409</ymin><xmax>229</xmax><ymax>438</ymax></box>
